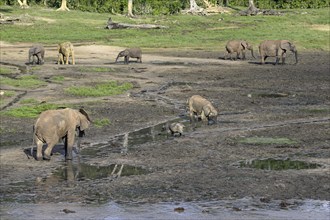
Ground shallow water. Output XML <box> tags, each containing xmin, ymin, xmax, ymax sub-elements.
<box><xmin>2</xmin><ymin>198</ymin><xmax>329</xmax><ymax>220</ymax></box>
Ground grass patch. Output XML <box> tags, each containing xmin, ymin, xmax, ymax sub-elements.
<box><xmin>93</xmin><ymin>118</ymin><xmax>111</xmax><ymax>128</ymax></box>
<box><xmin>79</xmin><ymin>67</ymin><xmax>113</xmax><ymax>72</ymax></box>
<box><xmin>0</xmin><ymin>75</ymin><xmax>46</xmax><ymax>88</ymax></box>
<box><xmin>51</xmin><ymin>75</ymin><xmax>65</xmax><ymax>82</ymax></box>
<box><xmin>0</xmin><ymin>7</ymin><xmax>329</xmax><ymax>51</ymax></box>
<box><xmin>3</xmin><ymin>103</ymin><xmax>65</xmax><ymax>118</ymax></box>
<box><xmin>20</xmin><ymin>98</ymin><xmax>39</xmax><ymax>104</ymax></box>
<box><xmin>239</xmin><ymin>137</ymin><xmax>298</xmax><ymax>145</ymax></box>
<box><xmin>0</xmin><ymin>90</ymin><xmax>16</xmax><ymax>97</ymax></box>
<box><xmin>65</xmin><ymin>81</ymin><xmax>133</xmax><ymax>97</ymax></box>
<box><xmin>0</xmin><ymin>66</ymin><xmax>14</xmax><ymax>75</ymax></box>
<box><xmin>301</xmin><ymin>108</ymin><xmax>329</xmax><ymax>114</ymax></box>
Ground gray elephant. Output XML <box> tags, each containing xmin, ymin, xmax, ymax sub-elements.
<box><xmin>28</xmin><ymin>44</ymin><xmax>45</xmax><ymax>65</ymax></box>
<box><xmin>224</xmin><ymin>40</ymin><xmax>255</xmax><ymax>60</ymax></box>
<box><xmin>115</xmin><ymin>48</ymin><xmax>142</xmax><ymax>64</ymax></box>
<box><xmin>33</xmin><ymin>108</ymin><xmax>90</xmax><ymax>161</ymax></box>
<box><xmin>187</xmin><ymin>95</ymin><xmax>218</xmax><ymax>126</ymax></box>
<box><xmin>259</xmin><ymin>40</ymin><xmax>298</xmax><ymax>65</ymax></box>
<box><xmin>57</xmin><ymin>42</ymin><xmax>75</xmax><ymax>65</ymax></box>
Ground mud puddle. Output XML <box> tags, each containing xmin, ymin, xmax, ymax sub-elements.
<box><xmin>85</xmin><ymin>117</ymin><xmax>192</xmax><ymax>156</ymax></box>
<box><xmin>2</xmin><ymin>198</ymin><xmax>329</xmax><ymax>220</ymax></box>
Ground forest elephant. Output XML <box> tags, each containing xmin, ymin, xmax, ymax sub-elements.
<box><xmin>57</xmin><ymin>42</ymin><xmax>75</xmax><ymax>65</ymax></box>
<box><xmin>115</xmin><ymin>48</ymin><xmax>142</xmax><ymax>64</ymax></box>
<box><xmin>259</xmin><ymin>40</ymin><xmax>298</xmax><ymax>65</ymax></box>
<box><xmin>28</xmin><ymin>44</ymin><xmax>45</xmax><ymax>65</ymax></box>
<box><xmin>33</xmin><ymin>108</ymin><xmax>91</xmax><ymax>161</ymax></box>
<box><xmin>164</xmin><ymin>122</ymin><xmax>185</xmax><ymax>137</ymax></box>
<box><xmin>187</xmin><ymin>95</ymin><xmax>218</xmax><ymax>126</ymax></box>
<box><xmin>224</xmin><ymin>40</ymin><xmax>255</xmax><ymax>60</ymax></box>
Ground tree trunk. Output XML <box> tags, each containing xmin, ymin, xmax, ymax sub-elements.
<box><xmin>190</xmin><ymin>0</ymin><xmax>199</xmax><ymax>10</ymax></box>
<box><xmin>248</xmin><ymin>0</ymin><xmax>257</xmax><ymax>11</ymax></box>
<box><xmin>17</xmin><ymin>0</ymin><xmax>29</xmax><ymax>8</ymax></box>
<box><xmin>57</xmin><ymin>0</ymin><xmax>70</xmax><ymax>11</ymax></box>
<box><xmin>127</xmin><ymin>0</ymin><xmax>134</xmax><ymax>18</ymax></box>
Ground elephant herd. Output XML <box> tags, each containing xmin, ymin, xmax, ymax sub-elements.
<box><xmin>224</xmin><ymin>39</ymin><xmax>298</xmax><ymax>65</ymax></box>
<box><xmin>28</xmin><ymin>42</ymin><xmax>142</xmax><ymax>65</ymax></box>
<box><xmin>32</xmin><ymin>94</ymin><xmax>218</xmax><ymax>161</ymax></box>
<box><xmin>29</xmin><ymin>39</ymin><xmax>297</xmax><ymax>161</ymax></box>
<box><xmin>29</xmin><ymin>39</ymin><xmax>298</xmax><ymax>66</ymax></box>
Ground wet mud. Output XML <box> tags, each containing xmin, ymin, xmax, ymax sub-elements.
<box><xmin>0</xmin><ymin>44</ymin><xmax>329</xmax><ymax>219</ymax></box>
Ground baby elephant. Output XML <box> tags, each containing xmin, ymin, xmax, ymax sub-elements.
<box><xmin>224</xmin><ymin>40</ymin><xmax>255</xmax><ymax>60</ymax></box>
<box><xmin>165</xmin><ymin>122</ymin><xmax>185</xmax><ymax>137</ymax></box>
<box><xmin>115</xmin><ymin>48</ymin><xmax>142</xmax><ymax>64</ymax></box>
<box><xmin>187</xmin><ymin>95</ymin><xmax>218</xmax><ymax>126</ymax></box>
<box><xmin>28</xmin><ymin>44</ymin><xmax>45</xmax><ymax>65</ymax></box>
<box><xmin>57</xmin><ymin>42</ymin><xmax>75</xmax><ymax>65</ymax></box>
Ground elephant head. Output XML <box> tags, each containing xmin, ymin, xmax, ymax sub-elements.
<box><xmin>280</xmin><ymin>40</ymin><xmax>298</xmax><ymax>64</ymax></box>
<box><xmin>28</xmin><ymin>44</ymin><xmax>45</xmax><ymax>65</ymax></box>
<box><xmin>241</xmin><ymin>41</ymin><xmax>256</xmax><ymax>59</ymax></box>
<box><xmin>115</xmin><ymin>50</ymin><xmax>129</xmax><ymax>63</ymax></box>
<box><xmin>203</xmin><ymin>105</ymin><xmax>218</xmax><ymax>125</ymax></box>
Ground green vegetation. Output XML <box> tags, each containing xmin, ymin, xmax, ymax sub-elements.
<box><xmin>239</xmin><ymin>137</ymin><xmax>298</xmax><ymax>145</ymax></box>
<box><xmin>0</xmin><ymin>90</ymin><xmax>15</xmax><ymax>97</ymax></box>
<box><xmin>51</xmin><ymin>75</ymin><xmax>65</xmax><ymax>82</ymax></box>
<box><xmin>65</xmin><ymin>81</ymin><xmax>133</xmax><ymax>97</ymax></box>
<box><xmin>93</xmin><ymin>118</ymin><xmax>111</xmax><ymax>128</ymax></box>
<box><xmin>79</xmin><ymin>67</ymin><xmax>112</xmax><ymax>73</ymax></box>
<box><xmin>0</xmin><ymin>7</ymin><xmax>329</xmax><ymax>51</ymax></box>
<box><xmin>3</xmin><ymin>103</ymin><xmax>64</xmax><ymax>118</ymax></box>
<box><xmin>0</xmin><ymin>66</ymin><xmax>14</xmax><ymax>75</ymax></box>
<box><xmin>20</xmin><ymin>98</ymin><xmax>39</xmax><ymax>104</ymax></box>
<box><xmin>0</xmin><ymin>75</ymin><xmax>46</xmax><ymax>88</ymax></box>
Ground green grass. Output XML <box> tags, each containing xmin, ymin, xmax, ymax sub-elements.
<box><xmin>51</xmin><ymin>75</ymin><xmax>65</xmax><ymax>82</ymax></box>
<box><xmin>0</xmin><ymin>90</ymin><xmax>16</xmax><ymax>97</ymax></box>
<box><xmin>0</xmin><ymin>6</ymin><xmax>329</xmax><ymax>51</ymax></box>
<box><xmin>3</xmin><ymin>103</ymin><xmax>65</xmax><ymax>118</ymax></box>
<box><xmin>93</xmin><ymin>118</ymin><xmax>111</xmax><ymax>128</ymax></box>
<box><xmin>239</xmin><ymin>137</ymin><xmax>298</xmax><ymax>145</ymax></box>
<box><xmin>0</xmin><ymin>75</ymin><xmax>46</xmax><ymax>88</ymax></box>
<box><xmin>20</xmin><ymin>98</ymin><xmax>39</xmax><ymax>104</ymax></box>
<box><xmin>0</xmin><ymin>66</ymin><xmax>14</xmax><ymax>75</ymax></box>
<box><xmin>79</xmin><ymin>67</ymin><xmax>113</xmax><ymax>72</ymax></box>
<box><xmin>65</xmin><ymin>81</ymin><xmax>133</xmax><ymax>97</ymax></box>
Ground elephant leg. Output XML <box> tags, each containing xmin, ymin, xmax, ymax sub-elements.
<box><xmin>65</xmin><ymin>132</ymin><xmax>75</xmax><ymax>160</ymax></box>
<box><xmin>242</xmin><ymin>51</ymin><xmax>246</xmax><ymax>60</ymax></box>
<box><xmin>201</xmin><ymin>111</ymin><xmax>208</xmax><ymax>124</ymax></box>
<box><xmin>65</xmin><ymin>54</ymin><xmax>69</xmax><ymax>65</ymax></box>
<box><xmin>36</xmin><ymin>139</ymin><xmax>44</xmax><ymax>161</ymax></box>
<box><xmin>44</xmin><ymin>140</ymin><xmax>57</xmax><ymax>160</ymax></box>
<box><xmin>235</xmin><ymin>52</ymin><xmax>240</xmax><ymax>60</ymax></box>
<box><xmin>281</xmin><ymin>51</ymin><xmax>286</xmax><ymax>64</ymax></box>
<box><xmin>71</xmin><ymin>52</ymin><xmax>75</xmax><ymax>65</ymax></box>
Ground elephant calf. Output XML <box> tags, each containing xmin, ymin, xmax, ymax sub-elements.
<box><xmin>259</xmin><ymin>40</ymin><xmax>298</xmax><ymax>65</ymax></box>
<box><xmin>57</xmin><ymin>42</ymin><xmax>75</xmax><ymax>65</ymax></box>
<box><xmin>165</xmin><ymin>122</ymin><xmax>185</xmax><ymax>136</ymax></box>
<box><xmin>115</xmin><ymin>48</ymin><xmax>142</xmax><ymax>64</ymax></box>
<box><xmin>33</xmin><ymin>108</ymin><xmax>90</xmax><ymax>161</ymax></box>
<box><xmin>224</xmin><ymin>40</ymin><xmax>255</xmax><ymax>60</ymax></box>
<box><xmin>28</xmin><ymin>44</ymin><xmax>45</xmax><ymax>65</ymax></box>
<box><xmin>187</xmin><ymin>95</ymin><xmax>218</xmax><ymax>126</ymax></box>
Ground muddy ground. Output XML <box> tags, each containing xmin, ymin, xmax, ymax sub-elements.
<box><xmin>0</xmin><ymin>42</ymin><xmax>329</xmax><ymax>218</ymax></box>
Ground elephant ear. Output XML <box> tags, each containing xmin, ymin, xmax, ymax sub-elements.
<box><xmin>241</xmin><ymin>41</ymin><xmax>248</xmax><ymax>49</ymax></box>
<box><xmin>203</xmin><ymin>106</ymin><xmax>211</xmax><ymax>117</ymax></box>
<box><xmin>78</xmin><ymin>108</ymin><xmax>91</xmax><ymax>130</ymax></box>
<box><xmin>280</xmin><ymin>41</ymin><xmax>292</xmax><ymax>51</ymax></box>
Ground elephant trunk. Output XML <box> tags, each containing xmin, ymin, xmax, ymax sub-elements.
<box><xmin>294</xmin><ymin>51</ymin><xmax>298</xmax><ymax>64</ymax></box>
<box><xmin>115</xmin><ymin>55</ymin><xmax>120</xmax><ymax>63</ymax></box>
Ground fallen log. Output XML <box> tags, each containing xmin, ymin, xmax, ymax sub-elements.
<box><xmin>105</xmin><ymin>17</ymin><xmax>168</xmax><ymax>29</ymax></box>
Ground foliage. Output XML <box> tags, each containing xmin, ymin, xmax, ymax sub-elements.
<box><xmin>0</xmin><ymin>75</ymin><xmax>46</xmax><ymax>88</ymax></box>
<box><xmin>3</xmin><ymin>103</ymin><xmax>64</xmax><ymax>118</ymax></box>
<box><xmin>65</xmin><ymin>81</ymin><xmax>133</xmax><ymax>97</ymax></box>
<box><xmin>93</xmin><ymin>118</ymin><xmax>111</xmax><ymax>127</ymax></box>
<box><xmin>0</xmin><ymin>7</ymin><xmax>329</xmax><ymax>51</ymax></box>
<box><xmin>20</xmin><ymin>98</ymin><xmax>39</xmax><ymax>104</ymax></box>
<box><xmin>1</xmin><ymin>0</ymin><xmax>328</xmax><ymax>13</ymax></box>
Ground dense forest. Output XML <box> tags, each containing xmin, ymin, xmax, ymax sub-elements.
<box><xmin>1</xmin><ymin>0</ymin><xmax>329</xmax><ymax>14</ymax></box>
